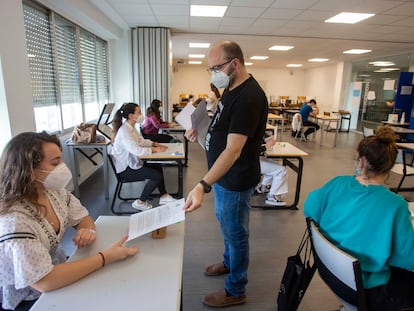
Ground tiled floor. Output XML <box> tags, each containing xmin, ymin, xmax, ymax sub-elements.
<box><xmin>63</xmin><ymin>128</ymin><xmax>414</xmax><ymax>311</ymax></box>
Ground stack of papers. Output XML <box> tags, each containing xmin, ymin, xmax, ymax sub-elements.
<box><xmin>174</xmin><ymin>100</ymin><xmax>211</xmax><ymax>149</ymax></box>
<box><xmin>127</xmin><ymin>198</ymin><xmax>185</xmax><ymax>242</ymax></box>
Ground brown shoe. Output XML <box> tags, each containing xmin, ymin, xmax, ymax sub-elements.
<box><xmin>202</xmin><ymin>289</ymin><xmax>246</xmax><ymax>308</ymax></box>
<box><xmin>204</xmin><ymin>262</ymin><xmax>230</xmax><ymax>276</ymax></box>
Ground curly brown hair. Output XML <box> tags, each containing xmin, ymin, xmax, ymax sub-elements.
<box><xmin>0</xmin><ymin>131</ymin><xmax>61</xmax><ymax>214</ymax></box>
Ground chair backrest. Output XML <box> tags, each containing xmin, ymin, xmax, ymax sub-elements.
<box><xmin>307</xmin><ymin>218</ymin><xmax>367</xmax><ymax>311</ymax></box>
<box><xmin>292</xmin><ymin>113</ymin><xmax>302</xmax><ymax>132</ymax></box>
<box><xmin>97</xmin><ymin>103</ymin><xmax>115</xmax><ymax>139</ymax></box>
<box><xmin>362</xmin><ymin>127</ymin><xmax>374</xmax><ymax>138</ymax></box>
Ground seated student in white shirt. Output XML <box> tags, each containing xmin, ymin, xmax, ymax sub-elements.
<box><xmin>255</xmin><ymin>135</ymin><xmax>288</xmax><ymax>206</ymax></box>
<box><xmin>111</xmin><ymin>103</ymin><xmax>176</xmax><ymax>211</ymax></box>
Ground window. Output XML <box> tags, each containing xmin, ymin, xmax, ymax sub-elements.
<box><xmin>23</xmin><ymin>1</ymin><xmax>109</xmax><ymax>133</ymax></box>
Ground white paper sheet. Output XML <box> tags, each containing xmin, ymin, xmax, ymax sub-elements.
<box><xmin>175</xmin><ymin>103</ymin><xmax>196</xmax><ymax>130</ymax></box>
<box><xmin>191</xmin><ymin>100</ymin><xmax>211</xmax><ymax>149</ymax></box>
<box><xmin>127</xmin><ymin>198</ymin><xmax>185</xmax><ymax>242</ymax></box>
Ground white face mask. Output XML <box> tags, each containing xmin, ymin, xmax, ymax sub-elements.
<box><xmin>211</xmin><ymin>70</ymin><xmax>230</xmax><ymax>89</ymax></box>
<box><xmin>37</xmin><ymin>163</ymin><xmax>72</xmax><ymax>190</ymax></box>
<box><xmin>135</xmin><ymin>114</ymin><xmax>145</xmax><ymax>124</ymax></box>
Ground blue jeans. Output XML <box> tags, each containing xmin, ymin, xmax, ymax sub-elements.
<box><xmin>213</xmin><ymin>183</ymin><xmax>253</xmax><ymax>297</ymax></box>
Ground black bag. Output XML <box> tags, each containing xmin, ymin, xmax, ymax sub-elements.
<box><xmin>277</xmin><ymin>229</ymin><xmax>316</xmax><ymax>311</ymax></box>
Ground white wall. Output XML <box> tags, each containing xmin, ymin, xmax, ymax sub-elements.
<box><xmin>0</xmin><ymin>0</ymin><xmax>36</xmax><ymax>137</ymax></box>
<box><xmin>171</xmin><ymin>64</ymin><xmax>343</xmax><ymax>115</ymax></box>
<box><xmin>303</xmin><ymin>64</ymin><xmax>339</xmax><ymax>114</ymax></box>
<box><xmin>109</xmin><ymin>30</ymin><xmax>133</xmax><ymax>109</ymax></box>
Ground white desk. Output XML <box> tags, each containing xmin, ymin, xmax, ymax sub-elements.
<box><xmin>267</xmin><ymin>113</ymin><xmax>286</xmax><ymax>141</ymax></box>
<box><xmin>66</xmin><ymin>139</ymin><xmax>111</xmax><ymax>199</ymax></box>
<box><xmin>31</xmin><ymin>216</ymin><xmax>185</xmax><ymax>311</ymax></box>
<box><xmin>140</xmin><ymin>143</ymin><xmax>185</xmax><ymax>198</ymax></box>
<box><xmin>311</xmin><ymin>115</ymin><xmax>341</xmax><ymax>147</ymax></box>
<box><xmin>161</xmin><ymin>125</ymin><xmax>189</xmax><ymax>166</ymax></box>
<box><xmin>252</xmin><ymin>142</ymin><xmax>308</xmax><ymax>210</ymax></box>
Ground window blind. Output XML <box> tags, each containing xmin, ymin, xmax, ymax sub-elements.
<box><xmin>23</xmin><ymin>4</ymin><xmax>57</xmax><ymax>108</ymax></box>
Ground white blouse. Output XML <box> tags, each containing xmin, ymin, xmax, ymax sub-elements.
<box><xmin>0</xmin><ymin>189</ymin><xmax>89</xmax><ymax>310</ymax></box>
<box><xmin>111</xmin><ymin>121</ymin><xmax>153</xmax><ymax>173</ymax></box>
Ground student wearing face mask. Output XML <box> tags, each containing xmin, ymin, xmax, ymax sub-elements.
<box><xmin>141</xmin><ymin>99</ymin><xmax>177</xmax><ymax>143</ymax></box>
<box><xmin>304</xmin><ymin>126</ymin><xmax>414</xmax><ymax>310</ymax></box>
<box><xmin>0</xmin><ymin>132</ymin><xmax>138</xmax><ymax>311</ymax></box>
<box><xmin>111</xmin><ymin>103</ymin><xmax>176</xmax><ymax>211</ymax></box>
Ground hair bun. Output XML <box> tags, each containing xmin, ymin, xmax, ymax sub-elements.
<box><xmin>375</xmin><ymin>126</ymin><xmax>396</xmax><ymax>144</ymax></box>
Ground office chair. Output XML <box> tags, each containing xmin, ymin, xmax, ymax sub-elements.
<box><xmin>307</xmin><ymin>218</ymin><xmax>367</xmax><ymax>311</ymax></box>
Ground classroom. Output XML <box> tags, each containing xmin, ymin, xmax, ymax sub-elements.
<box><xmin>1</xmin><ymin>1</ymin><xmax>414</xmax><ymax>311</ymax></box>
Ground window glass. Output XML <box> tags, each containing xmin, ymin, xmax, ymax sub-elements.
<box><xmin>23</xmin><ymin>1</ymin><xmax>109</xmax><ymax>133</ymax></box>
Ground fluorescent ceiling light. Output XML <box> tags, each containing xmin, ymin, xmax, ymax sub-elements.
<box><xmin>286</xmin><ymin>64</ymin><xmax>302</xmax><ymax>68</ymax></box>
<box><xmin>359</xmin><ymin>74</ymin><xmax>371</xmax><ymax>77</ymax></box>
<box><xmin>343</xmin><ymin>49</ymin><xmax>372</xmax><ymax>54</ymax></box>
<box><xmin>325</xmin><ymin>12</ymin><xmax>375</xmax><ymax>24</ymax></box>
<box><xmin>374</xmin><ymin>68</ymin><xmax>400</xmax><ymax>72</ymax></box>
<box><xmin>189</xmin><ymin>54</ymin><xmax>205</xmax><ymax>58</ymax></box>
<box><xmin>189</xmin><ymin>43</ymin><xmax>210</xmax><ymax>48</ymax></box>
<box><xmin>250</xmin><ymin>56</ymin><xmax>268</xmax><ymax>60</ymax></box>
<box><xmin>245</xmin><ymin>62</ymin><xmax>253</xmax><ymax>66</ymax></box>
<box><xmin>308</xmin><ymin>58</ymin><xmax>329</xmax><ymax>62</ymax></box>
<box><xmin>369</xmin><ymin>61</ymin><xmax>395</xmax><ymax>67</ymax></box>
<box><xmin>188</xmin><ymin>61</ymin><xmax>202</xmax><ymax>65</ymax></box>
<box><xmin>269</xmin><ymin>45</ymin><xmax>294</xmax><ymax>51</ymax></box>
<box><xmin>191</xmin><ymin>5</ymin><xmax>227</xmax><ymax>17</ymax></box>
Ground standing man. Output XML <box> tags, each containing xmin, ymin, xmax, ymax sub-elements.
<box><xmin>184</xmin><ymin>41</ymin><xmax>268</xmax><ymax>307</ymax></box>
<box><xmin>299</xmin><ymin>99</ymin><xmax>320</xmax><ymax>140</ymax></box>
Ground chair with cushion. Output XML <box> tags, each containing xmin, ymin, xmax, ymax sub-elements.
<box><xmin>307</xmin><ymin>218</ymin><xmax>367</xmax><ymax>311</ymax></box>
<box><xmin>291</xmin><ymin>113</ymin><xmax>316</xmax><ymax>142</ymax></box>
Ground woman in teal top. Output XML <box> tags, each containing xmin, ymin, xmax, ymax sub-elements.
<box><xmin>304</xmin><ymin>126</ymin><xmax>414</xmax><ymax>310</ymax></box>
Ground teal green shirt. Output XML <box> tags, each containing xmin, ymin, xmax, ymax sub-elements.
<box><xmin>304</xmin><ymin>175</ymin><xmax>414</xmax><ymax>289</ymax></box>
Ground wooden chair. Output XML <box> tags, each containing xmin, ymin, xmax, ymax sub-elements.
<box><xmin>307</xmin><ymin>218</ymin><xmax>367</xmax><ymax>311</ymax></box>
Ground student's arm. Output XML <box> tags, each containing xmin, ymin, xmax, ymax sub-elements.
<box><xmin>31</xmin><ymin>236</ymin><xmax>138</xmax><ymax>293</ymax></box>
<box><xmin>183</xmin><ymin>133</ymin><xmax>247</xmax><ymax>212</ymax></box>
<box><xmin>72</xmin><ymin>216</ymin><xmax>96</xmax><ymax>248</ymax></box>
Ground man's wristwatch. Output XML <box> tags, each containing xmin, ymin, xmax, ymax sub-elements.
<box><xmin>199</xmin><ymin>179</ymin><xmax>212</xmax><ymax>193</ymax></box>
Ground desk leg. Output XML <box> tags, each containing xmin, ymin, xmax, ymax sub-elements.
<box><xmin>184</xmin><ymin>138</ymin><xmax>188</xmax><ymax>166</ymax></box>
<box><xmin>177</xmin><ymin>160</ymin><xmax>183</xmax><ymax>198</ymax></box>
<box><xmin>319</xmin><ymin>119</ymin><xmax>326</xmax><ymax>147</ymax></box>
<box><xmin>334</xmin><ymin>119</ymin><xmax>340</xmax><ymax>147</ymax></box>
<box><xmin>283</xmin><ymin>157</ymin><xmax>302</xmax><ymax>210</ymax></box>
<box><xmin>69</xmin><ymin>146</ymin><xmax>80</xmax><ymax>198</ymax></box>
<box><xmin>280</xmin><ymin>120</ymin><xmax>284</xmax><ymax>141</ymax></box>
<box><xmin>102</xmin><ymin>146</ymin><xmax>109</xmax><ymax>200</ymax></box>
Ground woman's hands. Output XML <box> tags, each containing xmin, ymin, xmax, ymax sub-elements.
<box><xmin>101</xmin><ymin>235</ymin><xmax>139</xmax><ymax>265</ymax></box>
<box><xmin>73</xmin><ymin>228</ymin><xmax>96</xmax><ymax>248</ymax></box>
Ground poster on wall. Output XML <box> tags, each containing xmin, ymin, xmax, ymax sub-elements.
<box><xmin>352</xmin><ymin>82</ymin><xmax>362</xmax><ymax>106</ymax></box>
<box><xmin>401</xmin><ymin>85</ymin><xmax>413</xmax><ymax>95</ymax></box>
<box><xmin>384</xmin><ymin>79</ymin><xmax>395</xmax><ymax>90</ymax></box>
